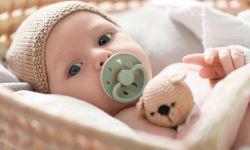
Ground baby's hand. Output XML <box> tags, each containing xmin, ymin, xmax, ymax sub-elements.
<box><xmin>182</xmin><ymin>45</ymin><xmax>246</xmax><ymax>79</ymax></box>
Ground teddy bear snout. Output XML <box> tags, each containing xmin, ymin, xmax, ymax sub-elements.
<box><xmin>158</xmin><ymin>105</ymin><xmax>170</xmax><ymax>116</ymax></box>
<box><xmin>157</xmin><ymin>102</ymin><xmax>176</xmax><ymax>116</ymax></box>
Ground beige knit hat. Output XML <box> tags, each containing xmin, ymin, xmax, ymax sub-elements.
<box><xmin>6</xmin><ymin>1</ymin><xmax>117</xmax><ymax>93</ymax></box>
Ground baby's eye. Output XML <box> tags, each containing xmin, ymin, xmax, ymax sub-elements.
<box><xmin>68</xmin><ymin>62</ymin><xmax>83</xmax><ymax>77</ymax></box>
<box><xmin>98</xmin><ymin>33</ymin><xmax>112</xmax><ymax>46</ymax></box>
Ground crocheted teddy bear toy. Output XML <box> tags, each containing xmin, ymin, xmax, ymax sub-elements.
<box><xmin>137</xmin><ymin>73</ymin><xmax>194</xmax><ymax>128</ymax></box>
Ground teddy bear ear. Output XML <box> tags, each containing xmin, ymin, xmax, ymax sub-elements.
<box><xmin>136</xmin><ymin>97</ymin><xmax>145</xmax><ymax>114</ymax></box>
<box><xmin>169</xmin><ymin>73</ymin><xmax>187</xmax><ymax>84</ymax></box>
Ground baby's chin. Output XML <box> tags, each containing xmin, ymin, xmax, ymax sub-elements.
<box><xmin>93</xmin><ymin>92</ymin><xmax>132</xmax><ymax>115</ymax></box>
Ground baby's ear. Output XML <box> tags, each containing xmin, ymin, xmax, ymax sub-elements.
<box><xmin>169</xmin><ymin>73</ymin><xmax>186</xmax><ymax>84</ymax></box>
<box><xmin>136</xmin><ymin>97</ymin><xmax>145</xmax><ymax>114</ymax></box>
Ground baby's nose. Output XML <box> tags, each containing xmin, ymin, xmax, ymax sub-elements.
<box><xmin>158</xmin><ymin>105</ymin><xmax>170</xmax><ymax>116</ymax></box>
<box><xmin>94</xmin><ymin>51</ymin><xmax>112</xmax><ymax>70</ymax></box>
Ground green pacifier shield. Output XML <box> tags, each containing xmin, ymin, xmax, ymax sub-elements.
<box><xmin>100</xmin><ymin>53</ymin><xmax>148</xmax><ymax>103</ymax></box>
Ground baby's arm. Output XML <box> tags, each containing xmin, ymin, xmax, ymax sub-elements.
<box><xmin>115</xmin><ymin>106</ymin><xmax>177</xmax><ymax>138</ymax></box>
<box><xmin>183</xmin><ymin>45</ymin><xmax>249</xmax><ymax>80</ymax></box>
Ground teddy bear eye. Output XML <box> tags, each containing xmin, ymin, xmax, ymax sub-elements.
<box><xmin>171</xmin><ymin>102</ymin><xmax>176</xmax><ymax>107</ymax></box>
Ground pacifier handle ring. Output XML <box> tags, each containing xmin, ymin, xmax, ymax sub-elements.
<box><xmin>112</xmin><ymin>64</ymin><xmax>148</xmax><ymax>103</ymax></box>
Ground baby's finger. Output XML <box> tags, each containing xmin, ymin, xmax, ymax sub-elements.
<box><xmin>182</xmin><ymin>54</ymin><xmax>206</xmax><ymax>66</ymax></box>
<box><xmin>230</xmin><ymin>49</ymin><xmax>245</xmax><ymax>69</ymax></box>
<box><xmin>218</xmin><ymin>48</ymin><xmax>234</xmax><ymax>74</ymax></box>
<box><xmin>204</xmin><ymin>48</ymin><xmax>218</xmax><ymax>64</ymax></box>
<box><xmin>199</xmin><ymin>66</ymin><xmax>226</xmax><ymax>79</ymax></box>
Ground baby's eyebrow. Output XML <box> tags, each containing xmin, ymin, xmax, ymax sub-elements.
<box><xmin>89</xmin><ymin>21</ymin><xmax>112</xmax><ymax>31</ymax></box>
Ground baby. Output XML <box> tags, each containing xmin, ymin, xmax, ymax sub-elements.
<box><xmin>5</xmin><ymin>1</ymin><xmax>250</xmax><ymax>148</ymax></box>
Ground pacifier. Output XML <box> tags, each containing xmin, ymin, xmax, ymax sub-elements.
<box><xmin>100</xmin><ymin>53</ymin><xmax>148</xmax><ymax>103</ymax></box>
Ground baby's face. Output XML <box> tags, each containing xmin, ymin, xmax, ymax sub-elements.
<box><xmin>45</xmin><ymin>11</ymin><xmax>152</xmax><ymax>115</ymax></box>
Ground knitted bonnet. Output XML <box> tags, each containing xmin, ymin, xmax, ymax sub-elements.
<box><xmin>6</xmin><ymin>1</ymin><xmax>117</xmax><ymax>93</ymax></box>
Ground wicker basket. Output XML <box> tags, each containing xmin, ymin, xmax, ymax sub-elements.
<box><xmin>1</xmin><ymin>63</ymin><xmax>250</xmax><ymax>149</ymax></box>
<box><xmin>199</xmin><ymin>0</ymin><xmax>250</xmax><ymax>15</ymax></box>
